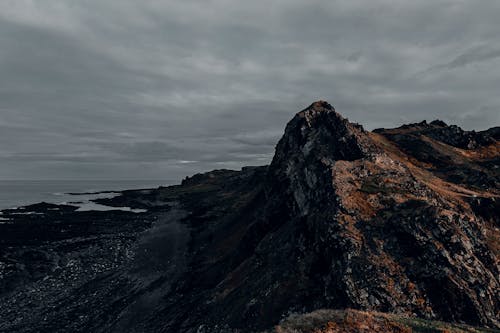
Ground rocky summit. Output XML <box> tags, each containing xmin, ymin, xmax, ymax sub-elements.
<box><xmin>0</xmin><ymin>101</ymin><xmax>499</xmax><ymax>332</ymax></box>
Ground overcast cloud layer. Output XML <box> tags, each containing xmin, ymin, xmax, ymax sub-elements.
<box><xmin>1</xmin><ymin>0</ymin><xmax>499</xmax><ymax>180</ymax></box>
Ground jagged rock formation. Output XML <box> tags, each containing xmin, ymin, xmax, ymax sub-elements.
<box><xmin>182</xmin><ymin>101</ymin><xmax>499</xmax><ymax>331</ymax></box>
<box><xmin>0</xmin><ymin>101</ymin><xmax>498</xmax><ymax>332</ymax></box>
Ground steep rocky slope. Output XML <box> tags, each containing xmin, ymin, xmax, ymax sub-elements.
<box><xmin>0</xmin><ymin>101</ymin><xmax>498</xmax><ymax>332</ymax></box>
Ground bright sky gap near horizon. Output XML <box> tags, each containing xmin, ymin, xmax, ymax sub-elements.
<box><xmin>1</xmin><ymin>1</ymin><xmax>499</xmax><ymax>180</ymax></box>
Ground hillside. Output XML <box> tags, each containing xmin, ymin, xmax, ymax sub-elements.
<box><xmin>0</xmin><ymin>101</ymin><xmax>498</xmax><ymax>332</ymax></box>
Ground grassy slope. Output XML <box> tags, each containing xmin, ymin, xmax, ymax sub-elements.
<box><xmin>265</xmin><ymin>309</ymin><xmax>500</xmax><ymax>333</ymax></box>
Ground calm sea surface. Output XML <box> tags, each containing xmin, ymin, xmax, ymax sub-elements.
<box><xmin>0</xmin><ymin>180</ymin><xmax>176</xmax><ymax>210</ymax></box>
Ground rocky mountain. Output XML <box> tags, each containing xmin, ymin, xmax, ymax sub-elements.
<box><xmin>0</xmin><ymin>101</ymin><xmax>498</xmax><ymax>332</ymax></box>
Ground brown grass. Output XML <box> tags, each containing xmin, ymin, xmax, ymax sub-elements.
<box><xmin>267</xmin><ymin>309</ymin><xmax>498</xmax><ymax>333</ymax></box>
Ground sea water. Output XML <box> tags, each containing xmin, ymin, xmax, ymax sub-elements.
<box><xmin>0</xmin><ymin>180</ymin><xmax>176</xmax><ymax>210</ymax></box>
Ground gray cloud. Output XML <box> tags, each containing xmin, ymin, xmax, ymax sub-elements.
<box><xmin>442</xmin><ymin>46</ymin><xmax>500</xmax><ymax>69</ymax></box>
<box><xmin>424</xmin><ymin>45</ymin><xmax>500</xmax><ymax>73</ymax></box>
<box><xmin>0</xmin><ymin>1</ymin><xmax>499</xmax><ymax>180</ymax></box>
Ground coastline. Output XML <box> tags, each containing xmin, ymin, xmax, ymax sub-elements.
<box><xmin>0</xmin><ymin>179</ymin><xmax>173</xmax><ymax>211</ymax></box>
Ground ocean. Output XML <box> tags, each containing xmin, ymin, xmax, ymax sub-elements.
<box><xmin>0</xmin><ymin>180</ymin><xmax>176</xmax><ymax>210</ymax></box>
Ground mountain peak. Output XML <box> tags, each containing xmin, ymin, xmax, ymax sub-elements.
<box><xmin>295</xmin><ymin>100</ymin><xmax>346</xmax><ymax>127</ymax></box>
<box><xmin>304</xmin><ymin>100</ymin><xmax>335</xmax><ymax>111</ymax></box>
<box><xmin>267</xmin><ymin>102</ymin><xmax>375</xmax><ymax>216</ymax></box>
<box><xmin>271</xmin><ymin>102</ymin><xmax>371</xmax><ymax>168</ymax></box>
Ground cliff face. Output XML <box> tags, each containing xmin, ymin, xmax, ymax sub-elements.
<box><xmin>262</xmin><ymin>102</ymin><xmax>499</xmax><ymax>326</ymax></box>
<box><xmin>0</xmin><ymin>101</ymin><xmax>498</xmax><ymax>333</ymax></box>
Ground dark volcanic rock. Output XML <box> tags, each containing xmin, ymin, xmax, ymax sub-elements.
<box><xmin>0</xmin><ymin>101</ymin><xmax>499</xmax><ymax>332</ymax></box>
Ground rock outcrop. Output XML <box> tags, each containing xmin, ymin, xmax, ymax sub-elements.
<box><xmin>187</xmin><ymin>101</ymin><xmax>499</xmax><ymax>331</ymax></box>
<box><xmin>0</xmin><ymin>101</ymin><xmax>498</xmax><ymax>332</ymax></box>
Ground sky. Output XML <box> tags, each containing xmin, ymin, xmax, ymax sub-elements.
<box><xmin>1</xmin><ymin>0</ymin><xmax>499</xmax><ymax>180</ymax></box>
